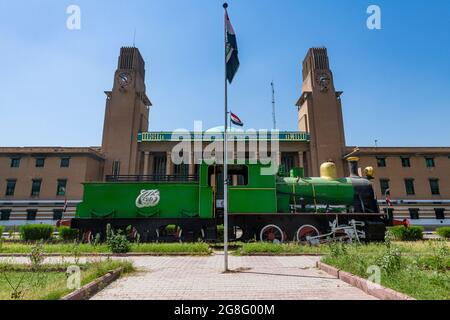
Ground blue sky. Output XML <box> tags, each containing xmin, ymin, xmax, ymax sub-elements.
<box><xmin>0</xmin><ymin>0</ymin><xmax>449</xmax><ymax>147</ymax></box>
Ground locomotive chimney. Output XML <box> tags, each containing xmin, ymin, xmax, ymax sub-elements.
<box><xmin>347</xmin><ymin>157</ymin><xmax>360</xmax><ymax>178</ymax></box>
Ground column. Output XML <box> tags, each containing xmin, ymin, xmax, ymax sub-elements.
<box><xmin>143</xmin><ymin>152</ymin><xmax>150</xmax><ymax>176</ymax></box>
<box><xmin>189</xmin><ymin>152</ymin><xmax>195</xmax><ymax>175</ymax></box>
<box><xmin>298</xmin><ymin>151</ymin><xmax>304</xmax><ymax>168</ymax></box>
<box><xmin>166</xmin><ymin>151</ymin><xmax>173</xmax><ymax>175</ymax></box>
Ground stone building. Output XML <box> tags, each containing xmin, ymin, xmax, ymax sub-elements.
<box><xmin>1</xmin><ymin>47</ymin><xmax>449</xmax><ymax>228</ymax></box>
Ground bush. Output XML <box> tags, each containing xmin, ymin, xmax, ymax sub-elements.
<box><xmin>436</xmin><ymin>227</ymin><xmax>450</xmax><ymax>239</ymax></box>
<box><xmin>20</xmin><ymin>224</ymin><xmax>54</xmax><ymax>242</ymax></box>
<box><xmin>106</xmin><ymin>225</ymin><xmax>130</xmax><ymax>254</ymax></box>
<box><xmin>389</xmin><ymin>226</ymin><xmax>424</xmax><ymax>241</ymax></box>
<box><xmin>58</xmin><ymin>227</ymin><xmax>79</xmax><ymax>242</ymax></box>
<box><xmin>0</xmin><ymin>226</ymin><xmax>4</xmax><ymax>238</ymax></box>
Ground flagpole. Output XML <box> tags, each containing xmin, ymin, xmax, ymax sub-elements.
<box><xmin>223</xmin><ymin>2</ymin><xmax>230</xmax><ymax>273</ymax></box>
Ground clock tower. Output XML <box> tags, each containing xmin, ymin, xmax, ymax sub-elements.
<box><xmin>296</xmin><ymin>48</ymin><xmax>347</xmax><ymax>176</ymax></box>
<box><xmin>101</xmin><ymin>47</ymin><xmax>152</xmax><ymax>177</ymax></box>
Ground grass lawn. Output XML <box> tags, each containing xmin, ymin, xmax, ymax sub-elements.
<box><xmin>0</xmin><ymin>242</ymin><xmax>212</xmax><ymax>255</ymax></box>
<box><xmin>0</xmin><ymin>259</ymin><xmax>134</xmax><ymax>300</ymax></box>
<box><xmin>234</xmin><ymin>242</ymin><xmax>330</xmax><ymax>255</ymax></box>
<box><xmin>322</xmin><ymin>240</ymin><xmax>450</xmax><ymax>300</ymax></box>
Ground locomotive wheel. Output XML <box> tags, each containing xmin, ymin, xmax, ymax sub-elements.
<box><xmin>260</xmin><ymin>224</ymin><xmax>285</xmax><ymax>244</ymax></box>
<box><xmin>296</xmin><ymin>225</ymin><xmax>320</xmax><ymax>243</ymax></box>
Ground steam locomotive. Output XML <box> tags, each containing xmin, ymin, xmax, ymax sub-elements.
<box><xmin>71</xmin><ymin>158</ymin><xmax>388</xmax><ymax>243</ymax></box>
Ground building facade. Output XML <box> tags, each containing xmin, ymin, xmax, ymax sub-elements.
<box><xmin>1</xmin><ymin>47</ymin><xmax>449</xmax><ymax>228</ymax></box>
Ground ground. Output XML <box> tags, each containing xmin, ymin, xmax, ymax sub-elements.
<box><xmin>90</xmin><ymin>254</ymin><xmax>376</xmax><ymax>300</ymax></box>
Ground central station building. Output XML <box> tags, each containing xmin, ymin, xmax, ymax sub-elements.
<box><xmin>1</xmin><ymin>47</ymin><xmax>449</xmax><ymax>227</ymax></box>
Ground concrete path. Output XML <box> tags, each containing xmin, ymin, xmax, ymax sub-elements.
<box><xmin>0</xmin><ymin>254</ymin><xmax>376</xmax><ymax>300</ymax></box>
<box><xmin>90</xmin><ymin>254</ymin><xmax>376</xmax><ymax>300</ymax></box>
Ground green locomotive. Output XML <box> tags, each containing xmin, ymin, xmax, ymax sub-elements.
<box><xmin>71</xmin><ymin>158</ymin><xmax>388</xmax><ymax>243</ymax></box>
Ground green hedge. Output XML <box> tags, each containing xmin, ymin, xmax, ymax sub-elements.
<box><xmin>436</xmin><ymin>227</ymin><xmax>450</xmax><ymax>239</ymax></box>
<box><xmin>20</xmin><ymin>224</ymin><xmax>54</xmax><ymax>241</ymax></box>
<box><xmin>389</xmin><ymin>226</ymin><xmax>424</xmax><ymax>241</ymax></box>
<box><xmin>58</xmin><ymin>227</ymin><xmax>79</xmax><ymax>242</ymax></box>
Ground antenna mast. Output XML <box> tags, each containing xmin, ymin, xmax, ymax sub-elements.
<box><xmin>271</xmin><ymin>81</ymin><xmax>277</xmax><ymax>129</ymax></box>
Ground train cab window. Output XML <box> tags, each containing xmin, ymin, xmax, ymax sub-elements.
<box><xmin>208</xmin><ymin>165</ymin><xmax>249</xmax><ymax>187</ymax></box>
<box><xmin>435</xmin><ymin>209</ymin><xmax>445</xmax><ymax>220</ymax></box>
<box><xmin>409</xmin><ymin>209</ymin><xmax>420</xmax><ymax>220</ymax></box>
<box><xmin>1</xmin><ymin>210</ymin><xmax>11</xmax><ymax>221</ymax></box>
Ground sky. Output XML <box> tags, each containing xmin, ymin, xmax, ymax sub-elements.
<box><xmin>0</xmin><ymin>0</ymin><xmax>449</xmax><ymax>147</ymax></box>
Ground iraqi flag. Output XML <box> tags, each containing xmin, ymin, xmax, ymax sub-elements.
<box><xmin>225</xmin><ymin>7</ymin><xmax>240</xmax><ymax>83</ymax></box>
<box><xmin>230</xmin><ymin>112</ymin><xmax>244</xmax><ymax>127</ymax></box>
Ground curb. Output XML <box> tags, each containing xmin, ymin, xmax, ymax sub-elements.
<box><xmin>317</xmin><ymin>262</ymin><xmax>415</xmax><ymax>300</ymax></box>
<box><xmin>60</xmin><ymin>267</ymin><xmax>124</xmax><ymax>300</ymax></box>
<box><xmin>0</xmin><ymin>252</ymin><xmax>211</xmax><ymax>258</ymax></box>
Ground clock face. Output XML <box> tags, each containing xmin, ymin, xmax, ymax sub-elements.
<box><xmin>118</xmin><ymin>72</ymin><xmax>132</xmax><ymax>87</ymax></box>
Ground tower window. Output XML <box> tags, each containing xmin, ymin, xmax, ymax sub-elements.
<box><xmin>376</xmin><ymin>157</ymin><xmax>386</xmax><ymax>168</ymax></box>
<box><xmin>5</xmin><ymin>179</ymin><xmax>16</xmax><ymax>196</ymax></box>
<box><xmin>60</xmin><ymin>158</ymin><xmax>70</xmax><ymax>168</ymax></box>
<box><xmin>10</xmin><ymin>158</ymin><xmax>21</xmax><ymax>168</ymax></box>
<box><xmin>401</xmin><ymin>157</ymin><xmax>411</xmax><ymax>168</ymax></box>
<box><xmin>35</xmin><ymin>158</ymin><xmax>45</xmax><ymax>168</ymax></box>
<box><xmin>429</xmin><ymin>179</ymin><xmax>440</xmax><ymax>195</ymax></box>
<box><xmin>27</xmin><ymin>209</ymin><xmax>38</xmax><ymax>221</ymax></box>
<box><xmin>380</xmin><ymin>179</ymin><xmax>390</xmax><ymax>196</ymax></box>
<box><xmin>31</xmin><ymin>179</ymin><xmax>42</xmax><ymax>197</ymax></box>
<box><xmin>404</xmin><ymin>179</ymin><xmax>415</xmax><ymax>196</ymax></box>
<box><xmin>425</xmin><ymin>157</ymin><xmax>435</xmax><ymax>168</ymax></box>
<box><xmin>409</xmin><ymin>209</ymin><xmax>420</xmax><ymax>220</ymax></box>
<box><xmin>57</xmin><ymin>179</ymin><xmax>67</xmax><ymax>196</ymax></box>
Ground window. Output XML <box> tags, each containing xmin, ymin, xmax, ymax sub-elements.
<box><xmin>5</xmin><ymin>180</ymin><xmax>16</xmax><ymax>196</ymax></box>
<box><xmin>10</xmin><ymin>158</ymin><xmax>20</xmax><ymax>168</ymax></box>
<box><xmin>404</xmin><ymin>179</ymin><xmax>415</xmax><ymax>195</ymax></box>
<box><xmin>425</xmin><ymin>157</ymin><xmax>435</xmax><ymax>168</ymax></box>
<box><xmin>153</xmin><ymin>155</ymin><xmax>167</xmax><ymax>176</ymax></box>
<box><xmin>429</xmin><ymin>179</ymin><xmax>440</xmax><ymax>195</ymax></box>
<box><xmin>401</xmin><ymin>157</ymin><xmax>411</xmax><ymax>168</ymax></box>
<box><xmin>281</xmin><ymin>153</ymin><xmax>296</xmax><ymax>175</ymax></box>
<box><xmin>60</xmin><ymin>158</ymin><xmax>70</xmax><ymax>168</ymax></box>
<box><xmin>35</xmin><ymin>158</ymin><xmax>45</xmax><ymax>168</ymax></box>
<box><xmin>409</xmin><ymin>209</ymin><xmax>420</xmax><ymax>220</ymax></box>
<box><xmin>376</xmin><ymin>157</ymin><xmax>386</xmax><ymax>168</ymax></box>
<box><xmin>56</xmin><ymin>179</ymin><xmax>67</xmax><ymax>196</ymax></box>
<box><xmin>174</xmin><ymin>164</ymin><xmax>189</xmax><ymax>181</ymax></box>
<box><xmin>27</xmin><ymin>209</ymin><xmax>37</xmax><ymax>221</ymax></box>
<box><xmin>1</xmin><ymin>210</ymin><xmax>11</xmax><ymax>221</ymax></box>
<box><xmin>435</xmin><ymin>208</ymin><xmax>445</xmax><ymax>220</ymax></box>
<box><xmin>380</xmin><ymin>179</ymin><xmax>390</xmax><ymax>196</ymax></box>
<box><xmin>112</xmin><ymin>160</ymin><xmax>121</xmax><ymax>176</ymax></box>
<box><xmin>208</xmin><ymin>165</ymin><xmax>249</xmax><ymax>187</ymax></box>
<box><xmin>31</xmin><ymin>179</ymin><xmax>42</xmax><ymax>197</ymax></box>
<box><xmin>53</xmin><ymin>209</ymin><xmax>63</xmax><ymax>221</ymax></box>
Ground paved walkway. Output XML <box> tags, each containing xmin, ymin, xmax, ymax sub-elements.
<box><xmin>90</xmin><ymin>255</ymin><xmax>375</xmax><ymax>300</ymax></box>
<box><xmin>0</xmin><ymin>254</ymin><xmax>376</xmax><ymax>300</ymax></box>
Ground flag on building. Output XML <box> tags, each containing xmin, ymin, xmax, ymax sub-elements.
<box><xmin>225</xmin><ymin>7</ymin><xmax>240</xmax><ymax>83</ymax></box>
<box><xmin>230</xmin><ymin>112</ymin><xmax>244</xmax><ymax>127</ymax></box>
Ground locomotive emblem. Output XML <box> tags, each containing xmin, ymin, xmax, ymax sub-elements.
<box><xmin>136</xmin><ymin>190</ymin><xmax>160</xmax><ymax>208</ymax></box>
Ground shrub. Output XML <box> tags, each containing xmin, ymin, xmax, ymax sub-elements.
<box><xmin>58</xmin><ymin>227</ymin><xmax>79</xmax><ymax>242</ymax></box>
<box><xmin>20</xmin><ymin>224</ymin><xmax>54</xmax><ymax>242</ymax></box>
<box><xmin>106</xmin><ymin>225</ymin><xmax>130</xmax><ymax>254</ymax></box>
<box><xmin>0</xmin><ymin>226</ymin><xmax>4</xmax><ymax>239</ymax></box>
<box><xmin>436</xmin><ymin>227</ymin><xmax>450</xmax><ymax>239</ymax></box>
<box><xmin>389</xmin><ymin>226</ymin><xmax>424</xmax><ymax>241</ymax></box>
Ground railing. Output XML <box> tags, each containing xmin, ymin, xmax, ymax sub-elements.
<box><xmin>105</xmin><ymin>175</ymin><xmax>199</xmax><ymax>183</ymax></box>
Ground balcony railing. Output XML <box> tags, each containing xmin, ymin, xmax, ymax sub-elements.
<box><xmin>105</xmin><ymin>175</ymin><xmax>199</xmax><ymax>183</ymax></box>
